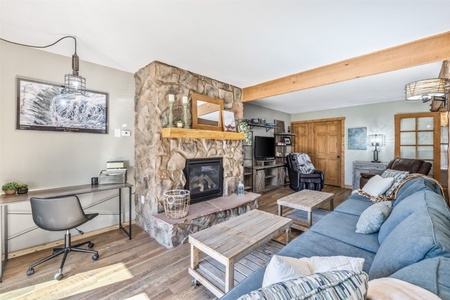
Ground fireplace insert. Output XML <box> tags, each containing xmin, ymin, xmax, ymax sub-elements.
<box><xmin>183</xmin><ymin>158</ymin><xmax>223</xmax><ymax>204</ymax></box>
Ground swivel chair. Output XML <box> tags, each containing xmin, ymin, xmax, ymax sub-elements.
<box><xmin>27</xmin><ymin>195</ymin><xmax>99</xmax><ymax>280</ymax></box>
<box><xmin>286</xmin><ymin>153</ymin><xmax>324</xmax><ymax>191</ymax></box>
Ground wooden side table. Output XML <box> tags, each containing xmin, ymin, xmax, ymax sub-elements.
<box><xmin>277</xmin><ymin>189</ymin><xmax>334</xmax><ymax>231</ymax></box>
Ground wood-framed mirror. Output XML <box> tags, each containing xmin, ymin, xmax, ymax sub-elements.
<box><xmin>191</xmin><ymin>93</ymin><xmax>224</xmax><ymax>131</ymax></box>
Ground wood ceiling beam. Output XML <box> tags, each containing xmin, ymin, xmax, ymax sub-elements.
<box><xmin>243</xmin><ymin>31</ymin><xmax>450</xmax><ymax>102</ymax></box>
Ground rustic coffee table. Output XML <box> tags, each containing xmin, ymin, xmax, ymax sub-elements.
<box><xmin>277</xmin><ymin>189</ymin><xmax>334</xmax><ymax>231</ymax></box>
<box><xmin>188</xmin><ymin>209</ymin><xmax>292</xmax><ymax>297</ymax></box>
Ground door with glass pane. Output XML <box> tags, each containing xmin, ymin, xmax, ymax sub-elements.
<box><xmin>394</xmin><ymin>112</ymin><xmax>444</xmax><ymax>185</ymax></box>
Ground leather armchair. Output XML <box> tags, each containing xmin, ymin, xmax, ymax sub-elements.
<box><xmin>286</xmin><ymin>153</ymin><xmax>324</xmax><ymax>191</ymax></box>
<box><xmin>360</xmin><ymin>157</ymin><xmax>432</xmax><ymax>188</ymax></box>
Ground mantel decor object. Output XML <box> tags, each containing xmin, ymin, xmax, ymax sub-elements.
<box><xmin>182</xmin><ymin>96</ymin><xmax>190</xmax><ymax>129</ymax></box>
<box><xmin>167</xmin><ymin>94</ymin><xmax>175</xmax><ymax>128</ymax></box>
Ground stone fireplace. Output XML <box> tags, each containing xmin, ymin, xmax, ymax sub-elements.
<box><xmin>134</xmin><ymin>61</ymin><xmax>254</xmax><ymax>248</ymax></box>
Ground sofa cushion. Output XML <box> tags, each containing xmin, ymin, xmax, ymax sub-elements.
<box><xmin>262</xmin><ymin>255</ymin><xmax>364</xmax><ymax>287</ymax></box>
<box><xmin>279</xmin><ymin>230</ymin><xmax>376</xmax><ymax>272</ymax></box>
<box><xmin>394</xmin><ymin>177</ymin><xmax>439</xmax><ymax>207</ymax></box>
<box><xmin>335</xmin><ymin>197</ymin><xmax>373</xmax><ymax>216</ymax></box>
<box><xmin>310</xmin><ymin>211</ymin><xmax>380</xmax><ymax>253</ymax></box>
<box><xmin>390</xmin><ymin>257</ymin><xmax>450</xmax><ymax>299</ymax></box>
<box><xmin>362</xmin><ymin>175</ymin><xmax>394</xmax><ymax>197</ymax></box>
<box><xmin>356</xmin><ymin>201</ymin><xmax>392</xmax><ymax>234</ymax></box>
<box><xmin>369</xmin><ymin>190</ymin><xmax>450</xmax><ymax>279</ymax></box>
<box><xmin>238</xmin><ymin>270</ymin><xmax>368</xmax><ymax>300</ymax></box>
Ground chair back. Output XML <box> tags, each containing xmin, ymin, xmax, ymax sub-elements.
<box><xmin>30</xmin><ymin>195</ymin><xmax>90</xmax><ymax>231</ymax></box>
<box><xmin>387</xmin><ymin>158</ymin><xmax>432</xmax><ymax>175</ymax></box>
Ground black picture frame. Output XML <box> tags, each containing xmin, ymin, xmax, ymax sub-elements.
<box><xmin>16</xmin><ymin>77</ymin><xmax>108</xmax><ymax>134</ymax></box>
<box><xmin>284</xmin><ymin>137</ymin><xmax>292</xmax><ymax>145</ymax></box>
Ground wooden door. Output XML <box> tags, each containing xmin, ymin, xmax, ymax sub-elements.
<box><xmin>292</xmin><ymin>118</ymin><xmax>344</xmax><ymax>187</ymax></box>
<box><xmin>314</xmin><ymin>121</ymin><xmax>342</xmax><ymax>186</ymax></box>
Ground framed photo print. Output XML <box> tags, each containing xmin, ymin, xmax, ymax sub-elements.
<box><xmin>284</xmin><ymin>137</ymin><xmax>292</xmax><ymax>145</ymax></box>
<box><xmin>222</xmin><ymin>110</ymin><xmax>236</xmax><ymax>132</ymax></box>
<box><xmin>16</xmin><ymin>77</ymin><xmax>108</xmax><ymax>134</ymax></box>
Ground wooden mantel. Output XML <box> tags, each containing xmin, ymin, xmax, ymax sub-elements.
<box><xmin>161</xmin><ymin>128</ymin><xmax>244</xmax><ymax>140</ymax></box>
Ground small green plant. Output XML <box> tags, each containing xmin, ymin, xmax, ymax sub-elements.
<box><xmin>17</xmin><ymin>183</ymin><xmax>28</xmax><ymax>189</ymax></box>
<box><xmin>2</xmin><ymin>182</ymin><xmax>18</xmax><ymax>191</ymax></box>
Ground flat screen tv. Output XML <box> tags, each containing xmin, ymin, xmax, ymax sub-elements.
<box><xmin>254</xmin><ymin>136</ymin><xmax>275</xmax><ymax>160</ymax></box>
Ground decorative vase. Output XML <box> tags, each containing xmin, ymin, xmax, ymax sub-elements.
<box><xmin>3</xmin><ymin>189</ymin><xmax>16</xmax><ymax>195</ymax></box>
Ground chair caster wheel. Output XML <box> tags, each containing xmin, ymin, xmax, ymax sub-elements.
<box><xmin>54</xmin><ymin>272</ymin><xmax>63</xmax><ymax>281</ymax></box>
<box><xmin>26</xmin><ymin>268</ymin><xmax>35</xmax><ymax>276</ymax></box>
<box><xmin>92</xmin><ymin>253</ymin><xmax>99</xmax><ymax>261</ymax></box>
<box><xmin>88</xmin><ymin>242</ymin><xmax>94</xmax><ymax>248</ymax></box>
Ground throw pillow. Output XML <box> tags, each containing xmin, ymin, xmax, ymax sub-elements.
<box><xmin>356</xmin><ymin>201</ymin><xmax>393</xmax><ymax>234</ymax></box>
<box><xmin>238</xmin><ymin>270</ymin><xmax>368</xmax><ymax>300</ymax></box>
<box><xmin>381</xmin><ymin>169</ymin><xmax>409</xmax><ymax>196</ymax></box>
<box><xmin>367</xmin><ymin>277</ymin><xmax>441</xmax><ymax>300</ymax></box>
<box><xmin>362</xmin><ymin>175</ymin><xmax>394</xmax><ymax>197</ymax></box>
<box><xmin>262</xmin><ymin>255</ymin><xmax>312</xmax><ymax>287</ymax></box>
<box><xmin>262</xmin><ymin>255</ymin><xmax>364</xmax><ymax>287</ymax></box>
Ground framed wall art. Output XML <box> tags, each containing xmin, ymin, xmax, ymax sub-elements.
<box><xmin>16</xmin><ymin>77</ymin><xmax>108</xmax><ymax>134</ymax></box>
<box><xmin>348</xmin><ymin>127</ymin><xmax>367</xmax><ymax>150</ymax></box>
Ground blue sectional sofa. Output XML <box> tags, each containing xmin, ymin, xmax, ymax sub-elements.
<box><xmin>222</xmin><ymin>177</ymin><xmax>450</xmax><ymax>299</ymax></box>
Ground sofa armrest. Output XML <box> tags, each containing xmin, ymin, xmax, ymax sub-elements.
<box><xmin>360</xmin><ymin>173</ymin><xmax>376</xmax><ymax>189</ymax></box>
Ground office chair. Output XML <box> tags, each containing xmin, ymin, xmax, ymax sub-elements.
<box><xmin>27</xmin><ymin>195</ymin><xmax>99</xmax><ymax>280</ymax></box>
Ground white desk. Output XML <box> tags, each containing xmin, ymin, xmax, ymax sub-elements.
<box><xmin>0</xmin><ymin>182</ymin><xmax>133</xmax><ymax>282</ymax></box>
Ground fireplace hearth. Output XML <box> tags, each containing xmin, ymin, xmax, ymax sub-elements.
<box><xmin>184</xmin><ymin>158</ymin><xmax>223</xmax><ymax>204</ymax></box>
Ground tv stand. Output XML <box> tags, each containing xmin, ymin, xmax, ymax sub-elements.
<box><xmin>253</xmin><ymin>160</ymin><xmax>285</xmax><ymax>193</ymax></box>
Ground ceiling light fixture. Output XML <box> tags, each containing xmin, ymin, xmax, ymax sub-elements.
<box><xmin>405</xmin><ymin>61</ymin><xmax>449</xmax><ymax>108</ymax></box>
<box><xmin>0</xmin><ymin>36</ymin><xmax>86</xmax><ymax>95</ymax></box>
<box><xmin>405</xmin><ymin>78</ymin><xmax>446</xmax><ymax>102</ymax></box>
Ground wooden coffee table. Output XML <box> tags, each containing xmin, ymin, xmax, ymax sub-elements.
<box><xmin>188</xmin><ymin>209</ymin><xmax>292</xmax><ymax>297</ymax></box>
<box><xmin>277</xmin><ymin>189</ymin><xmax>334</xmax><ymax>231</ymax></box>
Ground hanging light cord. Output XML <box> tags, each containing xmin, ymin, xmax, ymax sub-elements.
<box><xmin>0</xmin><ymin>35</ymin><xmax>77</xmax><ymax>54</ymax></box>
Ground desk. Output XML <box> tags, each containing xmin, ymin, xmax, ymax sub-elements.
<box><xmin>0</xmin><ymin>182</ymin><xmax>133</xmax><ymax>282</ymax></box>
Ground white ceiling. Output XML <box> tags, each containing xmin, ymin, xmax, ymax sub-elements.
<box><xmin>1</xmin><ymin>0</ymin><xmax>449</xmax><ymax>114</ymax></box>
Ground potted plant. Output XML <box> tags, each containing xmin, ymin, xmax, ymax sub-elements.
<box><xmin>2</xmin><ymin>182</ymin><xmax>18</xmax><ymax>195</ymax></box>
<box><xmin>17</xmin><ymin>183</ymin><xmax>28</xmax><ymax>194</ymax></box>
<box><xmin>176</xmin><ymin>120</ymin><xmax>184</xmax><ymax>128</ymax></box>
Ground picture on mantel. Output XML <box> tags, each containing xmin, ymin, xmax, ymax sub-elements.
<box><xmin>222</xmin><ymin>111</ymin><xmax>236</xmax><ymax>132</ymax></box>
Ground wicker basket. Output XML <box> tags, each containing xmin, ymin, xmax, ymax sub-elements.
<box><xmin>163</xmin><ymin>189</ymin><xmax>191</xmax><ymax>219</ymax></box>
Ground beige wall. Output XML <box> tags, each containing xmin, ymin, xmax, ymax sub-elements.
<box><xmin>0</xmin><ymin>41</ymin><xmax>135</xmax><ymax>251</ymax></box>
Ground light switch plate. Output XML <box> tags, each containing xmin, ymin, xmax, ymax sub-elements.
<box><xmin>114</xmin><ymin>129</ymin><xmax>121</xmax><ymax>137</ymax></box>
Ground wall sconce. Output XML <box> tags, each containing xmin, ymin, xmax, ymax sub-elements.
<box><xmin>368</xmin><ymin>134</ymin><xmax>385</xmax><ymax>163</ymax></box>
<box><xmin>1</xmin><ymin>36</ymin><xmax>86</xmax><ymax>95</ymax></box>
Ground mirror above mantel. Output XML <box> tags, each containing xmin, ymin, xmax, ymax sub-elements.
<box><xmin>192</xmin><ymin>93</ymin><xmax>224</xmax><ymax>131</ymax></box>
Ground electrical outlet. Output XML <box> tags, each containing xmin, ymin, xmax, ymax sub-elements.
<box><xmin>141</xmin><ymin>195</ymin><xmax>145</xmax><ymax>204</ymax></box>
<box><xmin>122</xmin><ymin>130</ymin><xmax>131</xmax><ymax>137</ymax></box>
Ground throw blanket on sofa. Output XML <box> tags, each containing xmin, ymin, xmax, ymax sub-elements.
<box><xmin>357</xmin><ymin>173</ymin><xmax>444</xmax><ymax>203</ymax></box>
<box><xmin>292</xmin><ymin>153</ymin><xmax>316</xmax><ymax>174</ymax></box>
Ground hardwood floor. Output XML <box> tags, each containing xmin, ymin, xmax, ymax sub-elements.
<box><xmin>0</xmin><ymin>185</ymin><xmax>351</xmax><ymax>300</ymax></box>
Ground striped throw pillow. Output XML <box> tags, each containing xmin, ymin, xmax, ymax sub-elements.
<box><xmin>381</xmin><ymin>169</ymin><xmax>409</xmax><ymax>196</ymax></box>
<box><xmin>237</xmin><ymin>270</ymin><xmax>368</xmax><ymax>300</ymax></box>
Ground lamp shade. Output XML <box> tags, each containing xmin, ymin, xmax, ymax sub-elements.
<box><xmin>405</xmin><ymin>78</ymin><xmax>446</xmax><ymax>101</ymax></box>
<box><xmin>368</xmin><ymin>134</ymin><xmax>385</xmax><ymax>147</ymax></box>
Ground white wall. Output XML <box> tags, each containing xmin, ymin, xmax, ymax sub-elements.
<box><xmin>0</xmin><ymin>41</ymin><xmax>135</xmax><ymax>251</ymax></box>
<box><xmin>291</xmin><ymin>101</ymin><xmax>429</xmax><ymax>186</ymax></box>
